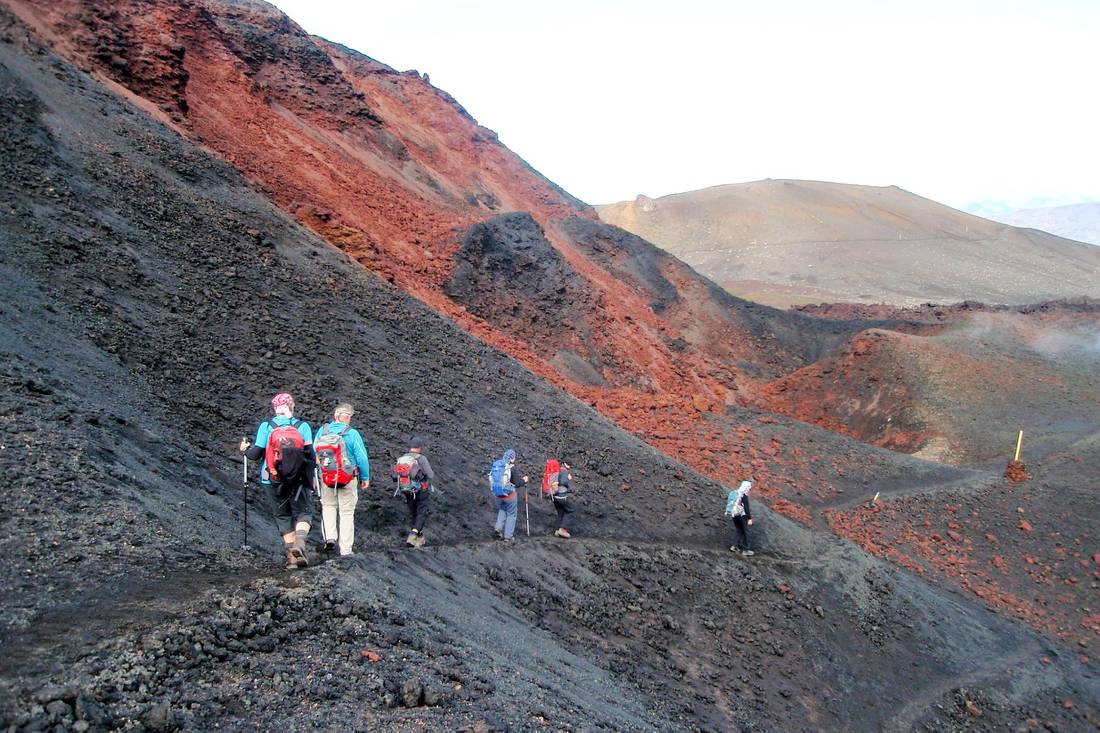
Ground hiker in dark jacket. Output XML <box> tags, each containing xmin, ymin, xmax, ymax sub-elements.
<box><xmin>239</xmin><ymin>392</ymin><xmax>315</xmax><ymax>569</ymax></box>
<box><xmin>552</xmin><ymin>460</ymin><xmax>576</xmax><ymax>538</ymax></box>
<box><xmin>493</xmin><ymin>448</ymin><xmax>528</xmax><ymax>541</ymax></box>
<box><xmin>728</xmin><ymin>487</ymin><xmax>754</xmax><ymax>556</ymax></box>
<box><xmin>391</xmin><ymin>436</ymin><xmax>435</xmax><ymax>547</ymax></box>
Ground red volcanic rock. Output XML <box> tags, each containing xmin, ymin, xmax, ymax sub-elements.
<box><xmin>1018</xmin><ymin>519</ymin><xmax>1034</xmax><ymax>532</ymax></box>
<box><xmin>8</xmin><ymin>0</ymin><xmax>869</xmax><ymax>521</ymax></box>
<box><xmin>1005</xmin><ymin>460</ymin><xmax>1031</xmax><ymax>482</ymax></box>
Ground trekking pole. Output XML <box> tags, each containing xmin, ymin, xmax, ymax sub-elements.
<box><xmin>241</xmin><ymin>445</ymin><xmax>251</xmax><ymax>551</ymax></box>
<box><xmin>315</xmin><ymin>466</ymin><xmax>330</xmax><ymax>545</ymax></box>
<box><xmin>525</xmin><ymin>482</ymin><xmax>530</xmax><ymax>536</ymax></box>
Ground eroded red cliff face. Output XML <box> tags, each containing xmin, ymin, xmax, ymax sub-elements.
<box><xmin>6</xmin><ymin>0</ymin><xmax>854</xmax><ymax>501</ymax></box>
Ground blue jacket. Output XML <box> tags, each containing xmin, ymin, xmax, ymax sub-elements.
<box><xmin>252</xmin><ymin>416</ymin><xmax>313</xmax><ymax>485</ymax></box>
<box><xmin>316</xmin><ymin>421</ymin><xmax>371</xmax><ymax>481</ymax></box>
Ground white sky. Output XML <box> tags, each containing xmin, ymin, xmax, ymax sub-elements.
<box><xmin>271</xmin><ymin>0</ymin><xmax>1100</xmax><ymax>209</ymax></box>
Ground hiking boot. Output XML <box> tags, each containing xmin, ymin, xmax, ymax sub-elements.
<box><xmin>494</xmin><ymin>528</ymin><xmax>504</xmax><ymax>540</ymax></box>
<box><xmin>322</xmin><ymin>540</ymin><xmax>337</xmax><ymax>553</ymax></box>
<box><xmin>405</xmin><ymin>531</ymin><xmax>420</xmax><ymax>547</ymax></box>
<box><xmin>411</xmin><ymin>533</ymin><xmax>427</xmax><ymax>548</ymax></box>
<box><xmin>742</xmin><ymin>550</ymin><xmax>755</xmax><ymax>556</ymax></box>
<box><xmin>554</xmin><ymin>528</ymin><xmax>571</xmax><ymax>539</ymax></box>
<box><xmin>729</xmin><ymin>545</ymin><xmax>740</xmax><ymax>553</ymax></box>
<box><xmin>290</xmin><ymin>537</ymin><xmax>309</xmax><ymax>568</ymax></box>
<box><xmin>285</xmin><ymin>549</ymin><xmax>298</xmax><ymax>570</ymax></box>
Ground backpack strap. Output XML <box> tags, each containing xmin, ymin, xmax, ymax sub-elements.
<box><xmin>268</xmin><ymin>417</ymin><xmax>301</xmax><ymax>430</ymax></box>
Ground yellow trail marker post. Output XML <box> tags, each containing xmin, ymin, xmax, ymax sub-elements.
<box><xmin>1013</xmin><ymin>430</ymin><xmax>1024</xmax><ymax>462</ymax></box>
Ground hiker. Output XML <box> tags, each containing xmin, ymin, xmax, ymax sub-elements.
<box><xmin>314</xmin><ymin>402</ymin><xmax>370</xmax><ymax>557</ymax></box>
<box><xmin>239</xmin><ymin>393</ymin><xmax>315</xmax><ymax>569</ymax></box>
<box><xmin>550</xmin><ymin>459</ymin><xmax>576</xmax><ymax>538</ymax></box>
<box><xmin>489</xmin><ymin>449</ymin><xmax>528</xmax><ymax>541</ymax></box>
<box><xmin>391</xmin><ymin>436</ymin><xmax>435</xmax><ymax>547</ymax></box>
<box><xmin>725</xmin><ymin>480</ymin><xmax>754</xmax><ymax>556</ymax></box>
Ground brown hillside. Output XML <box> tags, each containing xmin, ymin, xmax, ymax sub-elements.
<box><xmin>598</xmin><ymin>180</ymin><xmax>1100</xmax><ymax>308</ymax></box>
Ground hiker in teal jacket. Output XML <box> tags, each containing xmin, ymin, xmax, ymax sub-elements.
<box><xmin>239</xmin><ymin>392</ymin><xmax>315</xmax><ymax>569</ymax></box>
<box><xmin>314</xmin><ymin>403</ymin><xmax>370</xmax><ymax>556</ymax></box>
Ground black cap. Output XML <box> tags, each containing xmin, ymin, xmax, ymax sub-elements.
<box><xmin>559</xmin><ymin>458</ymin><xmax>571</xmax><ymax>467</ymax></box>
<box><xmin>409</xmin><ymin>436</ymin><xmax>426</xmax><ymax>450</ymax></box>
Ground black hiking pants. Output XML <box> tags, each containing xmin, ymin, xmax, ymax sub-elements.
<box><xmin>732</xmin><ymin>516</ymin><xmax>752</xmax><ymax>551</ymax></box>
<box><xmin>266</xmin><ymin>475</ymin><xmax>314</xmax><ymax>535</ymax></box>
<box><xmin>405</xmin><ymin>489</ymin><xmax>431</xmax><ymax>533</ymax></box>
<box><xmin>552</xmin><ymin>496</ymin><xmax>575</xmax><ymax>531</ymax></box>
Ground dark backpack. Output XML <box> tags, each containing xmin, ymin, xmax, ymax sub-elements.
<box><xmin>265</xmin><ymin>419</ymin><xmax>305</xmax><ymax>483</ymax></box>
<box><xmin>315</xmin><ymin>425</ymin><xmax>357</xmax><ymax>488</ymax></box>
<box><xmin>489</xmin><ymin>458</ymin><xmax>512</xmax><ymax>497</ymax></box>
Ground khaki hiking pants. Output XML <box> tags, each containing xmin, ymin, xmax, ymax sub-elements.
<box><xmin>320</xmin><ymin>477</ymin><xmax>359</xmax><ymax>555</ymax></box>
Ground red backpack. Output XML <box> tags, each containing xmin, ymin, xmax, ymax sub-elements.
<box><xmin>265</xmin><ymin>419</ymin><xmax>306</xmax><ymax>482</ymax></box>
<box><xmin>315</xmin><ymin>425</ymin><xmax>357</xmax><ymax>488</ymax></box>
<box><xmin>541</xmin><ymin>459</ymin><xmax>561</xmax><ymax>499</ymax></box>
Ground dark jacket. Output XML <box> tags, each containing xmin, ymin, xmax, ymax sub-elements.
<box><xmin>507</xmin><ymin>463</ymin><xmax>528</xmax><ymax>490</ymax></box>
<box><xmin>554</xmin><ymin>467</ymin><xmax>572</xmax><ymax>499</ymax></box>
<box><xmin>736</xmin><ymin>495</ymin><xmax>752</xmax><ymax>521</ymax></box>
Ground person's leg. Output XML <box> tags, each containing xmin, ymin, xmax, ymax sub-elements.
<box><xmin>289</xmin><ymin>478</ymin><xmax>313</xmax><ymax>566</ymax></box>
<box><xmin>267</xmin><ymin>482</ymin><xmax>298</xmax><ymax>567</ymax></box>
<box><xmin>320</xmin><ymin>482</ymin><xmax>339</xmax><ymax>549</ymax></box>
<box><xmin>413</xmin><ymin>490</ymin><xmax>431</xmax><ymax>533</ymax></box>
<box><xmin>503</xmin><ymin>496</ymin><xmax>518</xmax><ymax>539</ymax></box>
<box><xmin>495</xmin><ymin>498</ymin><xmax>507</xmax><ymax>535</ymax></box>
<box><xmin>559</xmin><ymin>498</ymin><xmax>575</xmax><ymax>531</ymax></box>
<box><xmin>404</xmin><ymin>492</ymin><xmax>417</xmax><ymax>528</ymax></box>
<box><xmin>337</xmin><ymin>479</ymin><xmax>359</xmax><ymax>555</ymax></box>
<box><xmin>554</xmin><ymin>498</ymin><xmax>566</xmax><ymax>529</ymax></box>
<box><xmin>732</xmin><ymin>517</ymin><xmax>748</xmax><ymax>550</ymax></box>
<box><xmin>403</xmin><ymin>491</ymin><xmax>420</xmax><ymax>545</ymax></box>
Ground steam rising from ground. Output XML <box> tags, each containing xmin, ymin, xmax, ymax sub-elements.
<box><xmin>957</xmin><ymin>312</ymin><xmax>1100</xmax><ymax>360</ymax></box>
<box><xmin>1030</xmin><ymin>326</ymin><xmax>1100</xmax><ymax>357</ymax></box>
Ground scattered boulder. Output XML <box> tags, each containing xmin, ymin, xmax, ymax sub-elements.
<box><xmin>400</xmin><ymin>678</ymin><xmax>424</xmax><ymax>708</ymax></box>
<box><xmin>144</xmin><ymin>700</ymin><xmax>178</xmax><ymax>732</ymax></box>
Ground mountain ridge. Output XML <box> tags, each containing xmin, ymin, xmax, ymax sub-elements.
<box><xmin>599</xmin><ymin>179</ymin><xmax>1100</xmax><ymax>308</ymax></box>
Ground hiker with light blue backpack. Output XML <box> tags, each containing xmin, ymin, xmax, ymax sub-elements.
<box><xmin>724</xmin><ymin>480</ymin><xmax>755</xmax><ymax>556</ymax></box>
<box><xmin>489</xmin><ymin>449</ymin><xmax>529</xmax><ymax>541</ymax></box>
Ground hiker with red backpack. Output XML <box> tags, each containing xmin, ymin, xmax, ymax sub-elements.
<box><xmin>239</xmin><ymin>393</ymin><xmax>315</xmax><ymax>569</ymax></box>
<box><xmin>314</xmin><ymin>402</ymin><xmax>370</xmax><ymax>557</ymax></box>
<box><xmin>489</xmin><ymin>449</ymin><xmax>528</xmax><ymax>542</ymax></box>
<box><xmin>542</xmin><ymin>458</ymin><xmax>576</xmax><ymax>538</ymax></box>
<box><xmin>391</xmin><ymin>437</ymin><xmax>436</xmax><ymax>547</ymax></box>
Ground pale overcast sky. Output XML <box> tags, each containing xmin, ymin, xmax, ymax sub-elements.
<box><xmin>271</xmin><ymin>0</ymin><xmax>1099</xmax><ymax>209</ymax></box>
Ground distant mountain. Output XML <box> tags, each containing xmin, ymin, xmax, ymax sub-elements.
<box><xmin>999</xmin><ymin>202</ymin><xmax>1100</xmax><ymax>246</ymax></box>
<box><xmin>598</xmin><ymin>180</ymin><xmax>1100</xmax><ymax>307</ymax></box>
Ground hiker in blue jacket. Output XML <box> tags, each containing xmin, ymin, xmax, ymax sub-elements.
<box><xmin>239</xmin><ymin>392</ymin><xmax>315</xmax><ymax>569</ymax></box>
<box><xmin>314</xmin><ymin>402</ymin><xmax>370</xmax><ymax>557</ymax></box>
<box><xmin>490</xmin><ymin>449</ymin><xmax>528</xmax><ymax>541</ymax></box>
